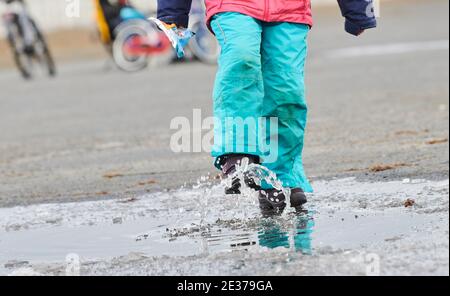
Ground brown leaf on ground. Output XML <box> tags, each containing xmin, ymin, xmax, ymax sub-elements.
<box><xmin>395</xmin><ymin>130</ymin><xmax>419</xmax><ymax>136</ymax></box>
<box><xmin>103</xmin><ymin>171</ymin><xmax>124</xmax><ymax>179</ymax></box>
<box><xmin>96</xmin><ymin>191</ymin><xmax>109</xmax><ymax>196</ymax></box>
<box><xmin>369</xmin><ymin>163</ymin><xmax>409</xmax><ymax>172</ymax></box>
<box><xmin>403</xmin><ymin>198</ymin><xmax>415</xmax><ymax>208</ymax></box>
<box><xmin>345</xmin><ymin>168</ymin><xmax>363</xmax><ymax>172</ymax></box>
<box><xmin>425</xmin><ymin>138</ymin><xmax>448</xmax><ymax>145</ymax></box>
<box><xmin>137</xmin><ymin>179</ymin><xmax>157</xmax><ymax>186</ymax></box>
<box><xmin>394</xmin><ymin>129</ymin><xmax>430</xmax><ymax>136</ymax></box>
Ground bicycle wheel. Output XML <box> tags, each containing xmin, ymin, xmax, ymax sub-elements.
<box><xmin>112</xmin><ymin>20</ymin><xmax>150</xmax><ymax>72</ymax></box>
<box><xmin>189</xmin><ymin>19</ymin><xmax>219</xmax><ymax>64</ymax></box>
<box><xmin>30</xmin><ymin>18</ymin><xmax>57</xmax><ymax>77</ymax></box>
<box><xmin>6</xmin><ymin>16</ymin><xmax>32</xmax><ymax>79</ymax></box>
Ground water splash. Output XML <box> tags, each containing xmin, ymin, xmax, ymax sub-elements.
<box><xmin>191</xmin><ymin>159</ymin><xmax>295</xmax><ymax>228</ymax></box>
<box><xmin>229</xmin><ymin>159</ymin><xmax>292</xmax><ymax>210</ymax></box>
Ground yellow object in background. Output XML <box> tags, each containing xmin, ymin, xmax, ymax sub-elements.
<box><xmin>93</xmin><ymin>0</ymin><xmax>111</xmax><ymax>44</ymax></box>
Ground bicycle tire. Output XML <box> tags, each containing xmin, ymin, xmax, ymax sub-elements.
<box><xmin>189</xmin><ymin>20</ymin><xmax>219</xmax><ymax>65</ymax></box>
<box><xmin>6</xmin><ymin>16</ymin><xmax>32</xmax><ymax>79</ymax></box>
<box><xmin>30</xmin><ymin>18</ymin><xmax>57</xmax><ymax>77</ymax></box>
<box><xmin>113</xmin><ymin>21</ymin><xmax>150</xmax><ymax>72</ymax></box>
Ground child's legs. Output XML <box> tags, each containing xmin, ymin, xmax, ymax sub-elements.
<box><xmin>210</xmin><ymin>13</ymin><xmax>264</xmax><ymax>164</ymax></box>
<box><xmin>261</xmin><ymin>22</ymin><xmax>312</xmax><ymax>192</ymax></box>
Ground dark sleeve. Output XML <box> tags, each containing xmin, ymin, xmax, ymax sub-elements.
<box><xmin>157</xmin><ymin>0</ymin><xmax>193</xmax><ymax>28</ymax></box>
<box><xmin>337</xmin><ymin>0</ymin><xmax>377</xmax><ymax>36</ymax></box>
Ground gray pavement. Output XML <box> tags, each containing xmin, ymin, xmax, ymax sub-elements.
<box><xmin>0</xmin><ymin>0</ymin><xmax>449</xmax><ymax>208</ymax></box>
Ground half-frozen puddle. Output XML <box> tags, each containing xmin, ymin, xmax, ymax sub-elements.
<box><xmin>0</xmin><ymin>178</ymin><xmax>448</xmax><ymax>274</ymax></box>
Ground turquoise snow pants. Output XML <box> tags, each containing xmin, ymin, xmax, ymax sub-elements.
<box><xmin>211</xmin><ymin>12</ymin><xmax>312</xmax><ymax>192</ymax></box>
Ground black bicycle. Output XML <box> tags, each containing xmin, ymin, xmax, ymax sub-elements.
<box><xmin>2</xmin><ymin>0</ymin><xmax>56</xmax><ymax>79</ymax></box>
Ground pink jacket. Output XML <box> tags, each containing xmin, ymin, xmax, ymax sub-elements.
<box><xmin>157</xmin><ymin>0</ymin><xmax>376</xmax><ymax>36</ymax></box>
<box><xmin>204</xmin><ymin>0</ymin><xmax>313</xmax><ymax>27</ymax></box>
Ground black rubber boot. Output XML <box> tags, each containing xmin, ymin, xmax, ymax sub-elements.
<box><xmin>259</xmin><ymin>188</ymin><xmax>307</xmax><ymax>216</ymax></box>
<box><xmin>258</xmin><ymin>189</ymin><xmax>286</xmax><ymax>216</ymax></box>
<box><xmin>219</xmin><ymin>154</ymin><xmax>261</xmax><ymax>194</ymax></box>
<box><xmin>290</xmin><ymin>188</ymin><xmax>307</xmax><ymax>210</ymax></box>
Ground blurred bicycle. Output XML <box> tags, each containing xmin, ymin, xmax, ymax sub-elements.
<box><xmin>94</xmin><ymin>0</ymin><xmax>219</xmax><ymax>72</ymax></box>
<box><xmin>94</xmin><ymin>0</ymin><xmax>172</xmax><ymax>72</ymax></box>
<box><xmin>1</xmin><ymin>0</ymin><xmax>56</xmax><ymax>79</ymax></box>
